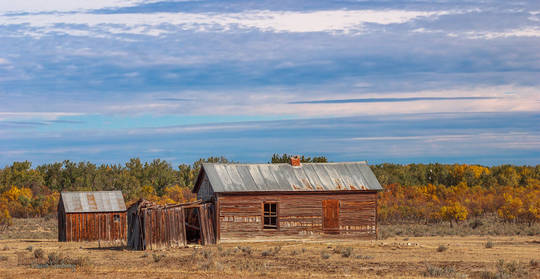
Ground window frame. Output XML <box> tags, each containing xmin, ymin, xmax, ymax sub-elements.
<box><xmin>262</xmin><ymin>201</ymin><xmax>279</xmax><ymax>230</ymax></box>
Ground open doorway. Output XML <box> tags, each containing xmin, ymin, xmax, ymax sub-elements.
<box><xmin>184</xmin><ymin>207</ymin><xmax>201</xmax><ymax>244</ymax></box>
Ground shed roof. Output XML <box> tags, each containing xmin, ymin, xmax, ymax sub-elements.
<box><xmin>60</xmin><ymin>191</ymin><xmax>126</xmax><ymax>213</ymax></box>
<box><xmin>194</xmin><ymin>161</ymin><xmax>383</xmax><ymax>193</ymax></box>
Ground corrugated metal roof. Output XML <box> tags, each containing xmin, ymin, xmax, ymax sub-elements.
<box><xmin>61</xmin><ymin>191</ymin><xmax>126</xmax><ymax>213</ymax></box>
<box><xmin>200</xmin><ymin>161</ymin><xmax>383</xmax><ymax>192</ymax></box>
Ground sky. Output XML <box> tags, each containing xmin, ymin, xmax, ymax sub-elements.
<box><xmin>0</xmin><ymin>0</ymin><xmax>539</xmax><ymax>167</ymax></box>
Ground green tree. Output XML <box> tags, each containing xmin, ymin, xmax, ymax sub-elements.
<box><xmin>270</xmin><ymin>153</ymin><xmax>328</xmax><ymax>164</ymax></box>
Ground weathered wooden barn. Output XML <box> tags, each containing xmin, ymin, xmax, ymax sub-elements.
<box><xmin>58</xmin><ymin>191</ymin><xmax>127</xmax><ymax>242</ymax></box>
<box><xmin>127</xmin><ymin>199</ymin><xmax>215</xmax><ymax>250</ymax></box>
<box><xmin>193</xmin><ymin>159</ymin><xmax>383</xmax><ymax>242</ymax></box>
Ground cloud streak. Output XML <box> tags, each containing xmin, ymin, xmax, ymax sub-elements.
<box><xmin>289</xmin><ymin>96</ymin><xmax>499</xmax><ymax>104</ymax></box>
<box><xmin>0</xmin><ymin>9</ymin><xmax>452</xmax><ymax>37</ymax></box>
<box><xmin>0</xmin><ymin>0</ymin><xmax>160</xmax><ymax>14</ymax></box>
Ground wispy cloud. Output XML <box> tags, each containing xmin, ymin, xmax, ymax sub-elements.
<box><xmin>464</xmin><ymin>27</ymin><xmax>540</xmax><ymax>39</ymax></box>
<box><xmin>157</xmin><ymin>97</ymin><xmax>193</xmax><ymax>102</ymax></box>
<box><xmin>0</xmin><ymin>112</ymin><xmax>83</xmax><ymax>121</ymax></box>
<box><xmin>0</xmin><ymin>1</ymin><xmax>158</xmax><ymax>14</ymax></box>
<box><xmin>289</xmin><ymin>96</ymin><xmax>499</xmax><ymax>104</ymax></box>
<box><xmin>0</xmin><ymin>9</ymin><xmax>453</xmax><ymax>37</ymax></box>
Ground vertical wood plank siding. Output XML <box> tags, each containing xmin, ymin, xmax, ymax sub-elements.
<box><xmin>128</xmin><ymin>201</ymin><xmax>216</xmax><ymax>250</ymax></box>
<box><xmin>141</xmin><ymin>207</ymin><xmax>186</xmax><ymax>249</ymax></box>
<box><xmin>217</xmin><ymin>192</ymin><xmax>377</xmax><ymax>240</ymax></box>
<box><xmin>63</xmin><ymin>212</ymin><xmax>127</xmax><ymax>242</ymax></box>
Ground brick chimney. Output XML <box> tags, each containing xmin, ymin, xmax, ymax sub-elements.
<box><xmin>290</xmin><ymin>155</ymin><xmax>301</xmax><ymax>167</ymax></box>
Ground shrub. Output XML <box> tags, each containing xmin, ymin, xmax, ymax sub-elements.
<box><xmin>479</xmin><ymin>271</ymin><xmax>497</xmax><ymax>279</ymax></box>
<box><xmin>0</xmin><ymin>256</ymin><xmax>8</xmax><ymax>261</ymax></box>
<box><xmin>333</xmin><ymin>246</ymin><xmax>353</xmax><ymax>257</ymax></box>
<box><xmin>261</xmin><ymin>250</ymin><xmax>271</xmax><ymax>257</ymax></box>
<box><xmin>220</xmin><ymin>248</ymin><xmax>235</xmax><ymax>257</ymax></box>
<box><xmin>320</xmin><ymin>251</ymin><xmax>330</xmax><ymax>259</ymax></box>
<box><xmin>47</xmin><ymin>252</ymin><xmax>62</xmax><ymax>265</ymax></box>
<box><xmin>25</xmin><ymin>246</ymin><xmax>33</xmax><ymax>252</ymax></box>
<box><xmin>530</xmin><ymin>259</ymin><xmax>539</xmax><ymax>267</ymax></box>
<box><xmin>423</xmin><ymin>264</ymin><xmax>457</xmax><ymax>277</ymax></box>
<box><xmin>237</xmin><ymin>246</ymin><xmax>252</xmax><ymax>255</ymax></box>
<box><xmin>33</xmin><ymin>248</ymin><xmax>44</xmax><ymax>259</ymax></box>
<box><xmin>47</xmin><ymin>252</ymin><xmax>89</xmax><ymax>267</ymax></box>
<box><xmin>489</xmin><ymin>259</ymin><xmax>524</xmax><ymax>279</ymax></box>
<box><xmin>355</xmin><ymin>254</ymin><xmax>374</xmax><ymax>260</ymax></box>
<box><xmin>152</xmin><ymin>253</ymin><xmax>165</xmax><ymax>263</ymax></box>
<box><xmin>436</xmin><ymin>245</ymin><xmax>448</xmax><ymax>252</ymax></box>
<box><xmin>199</xmin><ymin>260</ymin><xmax>223</xmax><ymax>271</ymax></box>
<box><xmin>470</xmin><ymin>219</ymin><xmax>483</xmax><ymax>229</ymax></box>
<box><xmin>341</xmin><ymin>247</ymin><xmax>352</xmax><ymax>258</ymax></box>
<box><xmin>201</xmin><ymin>249</ymin><xmax>213</xmax><ymax>259</ymax></box>
<box><xmin>262</xmin><ymin>246</ymin><xmax>281</xmax><ymax>257</ymax></box>
<box><xmin>67</xmin><ymin>255</ymin><xmax>90</xmax><ymax>267</ymax></box>
<box><xmin>2</xmin><ymin>245</ymin><xmax>8</xmax><ymax>251</ymax></box>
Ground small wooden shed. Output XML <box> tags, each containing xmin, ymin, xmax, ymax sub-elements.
<box><xmin>58</xmin><ymin>191</ymin><xmax>127</xmax><ymax>242</ymax></box>
<box><xmin>193</xmin><ymin>159</ymin><xmax>384</xmax><ymax>242</ymax></box>
<box><xmin>127</xmin><ymin>199</ymin><xmax>215</xmax><ymax>250</ymax></box>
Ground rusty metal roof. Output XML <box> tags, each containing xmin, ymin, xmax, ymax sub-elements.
<box><xmin>61</xmin><ymin>191</ymin><xmax>126</xmax><ymax>213</ymax></box>
<box><xmin>199</xmin><ymin>161</ymin><xmax>383</xmax><ymax>193</ymax></box>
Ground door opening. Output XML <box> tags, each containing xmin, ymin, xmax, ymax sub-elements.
<box><xmin>323</xmin><ymin>200</ymin><xmax>339</xmax><ymax>234</ymax></box>
<box><xmin>184</xmin><ymin>207</ymin><xmax>201</xmax><ymax>244</ymax></box>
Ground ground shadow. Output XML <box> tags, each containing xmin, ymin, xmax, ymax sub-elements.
<box><xmin>84</xmin><ymin>246</ymin><xmax>126</xmax><ymax>251</ymax></box>
<box><xmin>19</xmin><ymin>239</ymin><xmax>56</xmax><ymax>243</ymax></box>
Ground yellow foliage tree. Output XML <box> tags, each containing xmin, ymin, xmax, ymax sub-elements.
<box><xmin>468</xmin><ymin>165</ymin><xmax>490</xmax><ymax>178</ymax></box>
<box><xmin>440</xmin><ymin>201</ymin><xmax>468</xmax><ymax>226</ymax></box>
<box><xmin>0</xmin><ymin>186</ymin><xmax>34</xmax><ymax>217</ymax></box>
<box><xmin>0</xmin><ymin>208</ymin><xmax>12</xmax><ymax>229</ymax></box>
<box><xmin>497</xmin><ymin>193</ymin><xmax>524</xmax><ymax>222</ymax></box>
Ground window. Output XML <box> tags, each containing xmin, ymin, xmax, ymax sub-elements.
<box><xmin>113</xmin><ymin>214</ymin><xmax>120</xmax><ymax>222</ymax></box>
<box><xmin>263</xmin><ymin>202</ymin><xmax>278</xmax><ymax>229</ymax></box>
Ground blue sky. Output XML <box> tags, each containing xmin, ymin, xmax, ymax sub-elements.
<box><xmin>0</xmin><ymin>0</ymin><xmax>539</xmax><ymax>166</ymax></box>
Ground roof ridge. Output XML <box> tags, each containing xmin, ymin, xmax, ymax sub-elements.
<box><xmin>61</xmin><ymin>190</ymin><xmax>122</xmax><ymax>193</ymax></box>
<box><xmin>202</xmin><ymin>161</ymin><xmax>368</xmax><ymax>166</ymax></box>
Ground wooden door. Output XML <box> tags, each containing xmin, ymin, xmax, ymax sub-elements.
<box><xmin>323</xmin><ymin>200</ymin><xmax>339</xmax><ymax>232</ymax></box>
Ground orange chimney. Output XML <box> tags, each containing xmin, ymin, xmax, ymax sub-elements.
<box><xmin>290</xmin><ymin>156</ymin><xmax>301</xmax><ymax>167</ymax></box>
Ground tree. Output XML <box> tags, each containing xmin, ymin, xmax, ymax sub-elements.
<box><xmin>144</xmin><ymin>159</ymin><xmax>177</xmax><ymax>195</ymax></box>
<box><xmin>497</xmin><ymin>193</ymin><xmax>524</xmax><ymax>222</ymax></box>
<box><xmin>439</xmin><ymin>202</ymin><xmax>468</xmax><ymax>227</ymax></box>
<box><xmin>0</xmin><ymin>208</ymin><xmax>12</xmax><ymax>230</ymax></box>
<box><xmin>270</xmin><ymin>153</ymin><xmax>328</xmax><ymax>164</ymax></box>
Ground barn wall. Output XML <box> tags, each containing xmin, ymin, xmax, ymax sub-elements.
<box><xmin>64</xmin><ymin>212</ymin><xmax>126</xmax><ymax>242</ymax></box>
<box><xmin>140</xmin><ymin>207</ymin><xmax>186</xmax><ymax>250</ymax></box>
<box><xmin>217</xmin><ymin>192</ymin><xmax>377</xmax><ymax>240</ymax></box>
<box><xmin>197</xmin><ymin>174</ymin><xmax>214</xmax><ymax>202</ymax></box>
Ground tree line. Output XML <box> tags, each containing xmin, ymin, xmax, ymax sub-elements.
<box><xmin>0</xmin><ymin>154</ymin><xmax>538</xmax><ymax>227</ymax></box>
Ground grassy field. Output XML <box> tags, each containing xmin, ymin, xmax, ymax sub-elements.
<box><xmin>0</xmin><ymin>218</ymin><xmax>538</xmax><ymax>278</ymax></box>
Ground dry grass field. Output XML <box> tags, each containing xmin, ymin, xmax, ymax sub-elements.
<box><xmin>0</xmin><ymin>218</ymin><xmax>538</xmax><ymax>279</ymax></box>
